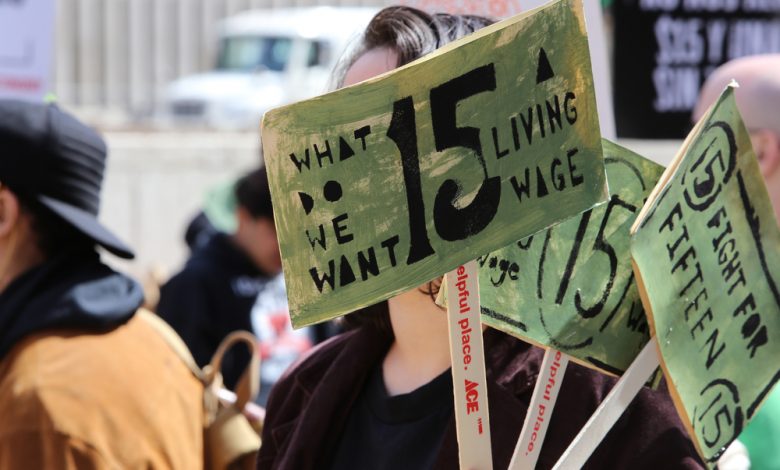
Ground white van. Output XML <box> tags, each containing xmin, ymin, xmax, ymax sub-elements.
<box><xmin>163</xmin><ymin>7</ymin><xmax>376</xmax><ymax>130</ymax></box>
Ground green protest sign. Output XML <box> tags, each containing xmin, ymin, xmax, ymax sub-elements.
<box><xmin>631</xmin><ymin>86</ymin><xmax>780</xmax><ymax>464</ymax></box>
<box><xmin>475</xmin><ymin>139</ymin><xmax>663</xmax><ymax>375</ymax></box>
<box><xmin>262</xmin><ymin>0</ymin><xmax>606</xmax><ymax>327</ymax></box>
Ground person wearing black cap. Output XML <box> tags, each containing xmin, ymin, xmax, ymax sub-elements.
<box><xmin>0</xmin><ymin>100</ymin><xmax>203</xmax><ymax>468</ymax></box>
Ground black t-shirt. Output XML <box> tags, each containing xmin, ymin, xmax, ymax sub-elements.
<box><xmin>328</xmin><ymin>365</ymin><xmax>454</xmax><ymax>470</ymax></box>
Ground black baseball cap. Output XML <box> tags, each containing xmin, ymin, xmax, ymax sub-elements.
<box><xmin>0</xmin><ymin>99</ymin><xmax>134</xmax><ymax>259</ymax></box>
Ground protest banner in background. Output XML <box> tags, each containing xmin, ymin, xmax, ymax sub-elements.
<box><xmin>478</xmin><ymin>139</ymin><xmax>663</xmax><ymax>375</ymax></box>
<box><xmin>613</xmin><ymin>0</ymin><xmax>780</xmax><ymax>138</ymax></box>
<box><xmin>0</xmin><ymin>0</ymin><xmax>55</xmax><ymax>101</ymax></box>
<box><xmin>631</xmin><ymin>85</ymin><xmax>780</xmax><ymax>464</ymax></box>
<box><xmin>262</xmin><ymin>0</ymin><xmax>607</xmax><ymax>327</ymax></box>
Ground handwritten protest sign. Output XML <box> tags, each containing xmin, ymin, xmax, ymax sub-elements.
<box><xmin>631</xmin><ymin>85</ymin><xmax>780</xmax><ymax>464</ymax></box>
<box><xmin>262</xmin><ymin>0</ymin><xmax>607</xmax><ymax>327</ymax></box>
<box><xmin>477</xmin><ymin>140</ymin><xmax>663</xmax><ymax>375</ymax></box>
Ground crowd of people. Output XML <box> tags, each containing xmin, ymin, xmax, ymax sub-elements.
<box><xmin>0</xmin><ymin>5</ymin><xmax>779</xmax><ymax>470</ymax></box>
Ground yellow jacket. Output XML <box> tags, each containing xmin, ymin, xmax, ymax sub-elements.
<box><xmin>0</xmin><ymin>314</ymin><xmax>204</xmax><ymax>469</ymax></box>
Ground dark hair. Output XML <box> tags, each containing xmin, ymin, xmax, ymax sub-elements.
<box><xmin>17</xmin><ymin>195</ymin><xmax>94</xmax><ymax>258</ymax></box>
<box><xmin>337</xmin><ymin>7</ymin><xmax>493</xmax><ymax>336</ymax></box>
<box><xmin>234</xmin><ymin>167</ymin><xmax>274</xmax><ymax>220</ymax></box>
<box><xmin>333</xmin><ymin>7</ymin><xmax>494</xmax><ymax>88</ymax></box>
<box><xmin>184</xmin><ymin>211</ymin><xmax>217</xmax><ymax>252</ymax></box>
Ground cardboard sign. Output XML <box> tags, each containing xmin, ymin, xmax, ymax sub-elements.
<box><xmin>613</xmin><ymin>0</ymin><xmax>780</xmax><ymax>138</ymax></box>
<box><xmin>262</xmin><ymin>0</ymin><xmax>607</xmax><ymax>327</ymax></box>
<box><xmin>477</xmin><ymin>140</ymin><xmax>663</xmax><ymax>375</ymax></box>
<box><xmin>0</xmin><ymin>0</ymin><xmax>55</xmax><ymax>100</ymax></box>
<box><xmin>631</xmin><ymin>85</ymin><xmax>780</xmax><ymax>464</ymax></box>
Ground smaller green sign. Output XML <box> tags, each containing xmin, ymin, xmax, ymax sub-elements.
<box><xmin>476</xmin><ymin>139</ymin><xmax>663</xmax><ymax>375</ymax></box>
<box><xmin>631</xmin><ymin>86</ymin><xmax>780</xmax><ymax>465</ymax></box>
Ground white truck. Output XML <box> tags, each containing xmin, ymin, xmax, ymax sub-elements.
<box><xmin>164</xmin><ymin>7</ymin><xmax>376</xmax><ymax>130</ymax></box>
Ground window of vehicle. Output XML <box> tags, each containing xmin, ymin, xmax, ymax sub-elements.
<box><xmin>217</xmin><ymin>36</ymin><xmax>293</xmax><ymax>72</ymax></box>
<box><xmin>306</xmin><ymin>40</ymin><xmax>331</xmax><ymax>68</ymax></box>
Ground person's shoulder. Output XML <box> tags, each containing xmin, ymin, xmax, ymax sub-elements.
<box><xmin>0</xmin><ymin>315</ymin><xmax>204</xmax><ymax>465</ymax></box>
<box><xmin>264</xmin><ymin>327</ymin><xmax>372</xmax><ymax>422</ymax></box>
<box><xmin>157</xmin><ymin>253</ymin><xmax>220</xmax><ymax>309</ymax></box>
<box><xmin>260</xmin><ymin>327</ymin><xmax>379</xmax><ymax>468</ymax></box>
<box><xmin>164</xmin><ymin>256</ymin><xmax>213</xmax><ymax>286</ymax></box>
<box><xmin>274</xmin><ymin>328</ymin><xmax>361</xmax><ymax>388</ymax></box>
<box><xmin>0</xmin><ymin>330</ymin><xmax>121</xmax><ymax>440</ymax></box>
<box><xmin>168</xmin><ymin>233</ymin><xmax>233</xmax><ymax>276</ymax></box>
<box><xmin>0</xmin><ymin>363</ymin><xmax>111</xmax><ymax>468</ymax></box>
<box><xmin>0</xmin><ymin>336</ymin><xmax>56</xmax><ymax>428</ymax></box>
<box><xmin>2</xmin><ymin>313</ymin><xmax>201</xmax><ymax>386</ymax></box>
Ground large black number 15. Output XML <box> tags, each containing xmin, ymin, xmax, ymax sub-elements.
<box><xmin>387</xmin><ymin>64</ymin><xmax>500</xmax><ymax>265</ymax></box>
<box><xmin>431</xmin><ymin>63</ymin><xmax>500</xmax><ymax>241</ymax></box>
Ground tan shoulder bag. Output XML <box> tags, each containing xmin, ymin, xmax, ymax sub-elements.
<box><xmin>138</xmin><ymin>309</ymin><xmax>262</xmax><ymax>470</ymax></box>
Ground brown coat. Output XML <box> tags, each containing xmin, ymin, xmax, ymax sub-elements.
<box><xmin>258</xmin><ymin>326</ymin><xmax>704</xmax><ymax>470</ymax></box>
<box><xmin>0</xmin><ymin>314</ymin><xmax>204</xmax><ymax>469</ymax></box>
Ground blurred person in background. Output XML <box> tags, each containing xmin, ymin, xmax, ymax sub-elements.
<box><xmin>0</xmin><ymin>100</ymin><xmax>203</xmax><ymax>468</ymax></box>
<box><xmin>158</xmin><ymin>167</ymin><xmax>330</xmax><ymax>403</ymax></box>
<box><xmin>694</xmin><ymin>53</ymin><xmax>780</xmax><ymax>470</ymax></box>
<box><xmin>184</xmin><ymin>211</ymin><xmax>219</xmax><ymax>253</ymax></box>
<box><xmin>258</xmin><ymin>7</ymin><xmax>702</xmax><ymax>469</ymax></box>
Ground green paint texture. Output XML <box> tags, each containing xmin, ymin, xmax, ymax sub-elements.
<box><xmin>477</xmin><ymin>139</ymin><xmax>664</xmax><ymax>376</ymax></box>
<box><xmin>631</xmin><ymin>87</ymin><xmax>780</xmax><ymax>465</ymax></box>
<box><xmin>262</xmin><ymin>0</ymin><xmax>606</xmax><ymax>327</ymax></box>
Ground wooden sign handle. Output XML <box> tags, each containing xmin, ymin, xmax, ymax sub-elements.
<box><xmin>552</xmin><ymin>338</ymin><xmax>660</xmax><ymax>469</ymax></box>
<box><xmin>446</xmin><ymin>261</ymin><xmax>493</xmax><ymax>470</ymax></box>
<box><xmin>509</xmin><ymin>348</ymin><xmax>570</xmax><ymax>470</ymax></box>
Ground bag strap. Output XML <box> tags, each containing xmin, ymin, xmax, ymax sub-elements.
<box><xmin>138</xmin><ymin>309</ymin><xmax>261</xmax><ymax>408</ymax></box>
<box><xmin>137</xmin><ymin>309</ymin><xmax>204</xmax><ymax>381</ymax></box>
<box><xmin>203</xmin><ymin>331</ymin><xmax>260</xmax><ymax>409</ymax></box>
<box><xmin>139</xmin><ymin>310</ymin><xmax>263</xmax><ymax>469</ymax></box>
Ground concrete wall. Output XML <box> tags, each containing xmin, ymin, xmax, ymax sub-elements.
<box><xmin>100</xmin><ymin>131</ymin><xmax>259</xmax><ymax>278</ymax></box>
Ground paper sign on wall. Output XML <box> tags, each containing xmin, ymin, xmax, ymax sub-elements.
<box><xmin>477</xmin><ymin>139</ymin><xmax>663</xmax><ymax>375</ymax></box>
<box><xmin>631</xmin><ymin>85</ymin><xmax>780</xmax><ymax>464</ymax></box>
<box><xmin>262</xmin><ymin>0</ymin><xmax>607</xmax><ymax>327</ymax></box>
<box><xmin>0</xmin><ymin>0</ymin><xmax>56</xmax><ymax>101</ymax></box>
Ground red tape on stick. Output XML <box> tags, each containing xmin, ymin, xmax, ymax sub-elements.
<box><xmin>510</xmin><ymin>348</ymin><xmax>570</xmax><ymax>470</ymax></box>
<box><xmin>446</xmin><ymin>261</ymin><xmax>493</xmax><ymax>470</ymax></box>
